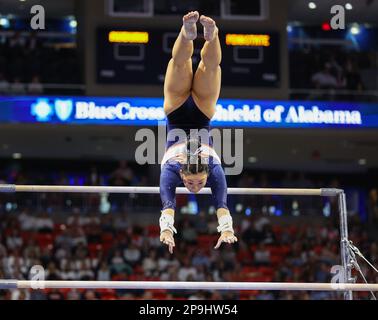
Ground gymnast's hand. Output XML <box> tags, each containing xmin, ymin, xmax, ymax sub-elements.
<box><xmin>214</xmin><ymin>231</ymin><xmax>238</xmax><ymax>249</ymax></box>
<box><xmin>160</xmin><ymin>230</ymin><xmax>175</xmax><ymax>254</ymax></box>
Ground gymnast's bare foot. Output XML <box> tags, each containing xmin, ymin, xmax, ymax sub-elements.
<box><xmin>200</xmin><ymin>15</ymin><xmax>217</xmax><ymax>42</ymax></box>
<box><xmin>182</xmin><ymin>11</ymin><xmax>199</xmax><ymax>40</ymax></box>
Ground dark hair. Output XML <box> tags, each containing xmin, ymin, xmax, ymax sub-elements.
<box><xmin>180</xmin><ymin>137</ymin><xmax>209</xmax><ymax>176</ymax></box>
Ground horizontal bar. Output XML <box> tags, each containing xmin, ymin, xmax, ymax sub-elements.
<box><xmin>1</xmin><ymin>280</ymin><xmax>377</xmax><ymax>291</ymax></box>
<box><xmin>0</xmin><ymin>280</ymin><xmax>17</xmax><ymax>289</ymax></box>
<box><xmin>0</xmin><ymin>184</ymin><xmax>342</xmax><ymax>196</ymax></box>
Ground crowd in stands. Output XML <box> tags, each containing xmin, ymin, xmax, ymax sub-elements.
<box><xmin>0</xmin><ymin>160</ymin><xmax>366</xmax><ymax>217</ymax></box>
<box><xmin>0</xmin><ymin>207</ymin><xmax>377</xmax><ymax>300</ymax></box>
<box><xmin>0</xmin><ymin>159</ymin><xmax>378</xmax><ymax>300</ymax></box>
<box><xmin>1</xmin><ymin>159</ymin><xmax>377</xmax><ymax>220</ymax></box>
<box><xmin>289</xmin><ymin>47</ymin><xmax>377</xmax><ymax>101</ymax></box>
<box><xmin>0</xmin><ymin>32</ymin><xmax>81</xmax><ymax>94</ymax></box>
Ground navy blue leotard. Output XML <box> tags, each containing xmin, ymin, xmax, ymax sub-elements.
<box><xmin>160</xmin><ymin>95</ymin><xmax>228</xmax><ymax>211</ymax></box>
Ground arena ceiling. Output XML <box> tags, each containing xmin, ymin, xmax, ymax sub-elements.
<box><xmin>0</xmin><ymin>0</ymin><xmax>75</xmax><ymax>18</ymax></box>
<box><xmin>1</xmin><ymin>0</ymin><xmax>377</xmax><ymax>24</ymax></box>
<box><xmin>288</xmin><ymin>0</ymin><xmax>378</xmax><ymax>24</ymax></box>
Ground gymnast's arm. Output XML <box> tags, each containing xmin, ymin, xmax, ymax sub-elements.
<box><xmin>159</xmin><ymin>163</ymin><xmax>181</xmax><ymax>253</ymax></box>
<box><xmin>208</xmin><ymin>164</ymin><xmax>238</xmax><ymax>248</ymax></box>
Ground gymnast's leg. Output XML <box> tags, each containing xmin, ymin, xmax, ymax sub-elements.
<box><xmin>192</xmin><ymin>15</ymin><xmax>222</xmax><ymax>119</ymax></box>
<box><xmin>163</xmin><ymin>11</ymin><xmax>198</xmax><ymax>116</ymax></box>
<box><xmin>160</xmin><ymin>11</ymin><xmax>201</xmax><ymax>253</ymax></box>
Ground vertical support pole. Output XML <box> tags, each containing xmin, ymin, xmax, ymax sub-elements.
<box><xmin>338</xmin><ymin>192</ymin><xmax>353</xmax><ymax>300</ymax></box>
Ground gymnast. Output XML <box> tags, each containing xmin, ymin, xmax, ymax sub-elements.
<box><xmin>159</xmin><ymin>11</ymin><xmax>238</xmax><ymax>253</ymax></box>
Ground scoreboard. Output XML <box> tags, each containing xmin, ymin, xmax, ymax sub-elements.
<box><xmin>96</xmin><ymin>27</ymin><xmax>280</xmax><ymax>87</ymax></box>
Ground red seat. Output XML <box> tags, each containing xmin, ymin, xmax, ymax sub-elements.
<box><xmin>147</xmin><ymin>225</ymin><xmax>160</xmax><ymax>236</ymax></box>
<box><xmin>88</xmin><ymin>243</ymin><xmax>102</xmax><ymax>257</ymax></box>
<box><xmin>242</xmin><ymin>266</ymin><xmax>259</xmax><ymax>274</ymax></box>
<box><xmin>197</xmin><ymin>235</ymin><xmax>217</xmax><ymax>247</ymax></box>
<box><xmin>152</xmin><ymin>289</ymin><xmax>167</xmax><ymax>300</ymax></box>
<box><xmin>258</xmin><ymin>266</ymin><xmax>274</xmax><ymax>276</ymax></box>
<box><xmin>21</xmin><ymin>231</ymin><xmax>32</xmax><ymax>242</ymax></box>
<box><xmin>101</xmin><ymin>233</ymin><xmax>114</xmax><ymax>243</ymax></box>
<box><xmin>270</xmin><ymin>255</ymin><xmax>284</xmax><ymax>265</ymax></box>
<box><xmin>133</xmin><ymin>265</ymin><xmax>144</xmax><ymax>275</ymax></box>
<box><xmin>153</xmin><ymin>292</ymin><xmax>167</xmax><ymax>300</ymax></box>
<box><xmin>36</xmin><ymin>234</ymin><xmax>54</xmax><ymax>248</ymax></box>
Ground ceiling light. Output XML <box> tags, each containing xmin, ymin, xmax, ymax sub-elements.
<box><xmin>248</xmin><ymin>156</ymin><xmax>258</xmax><ymax>163</ymax></box>
<box><xmin>0</xmin><ymin>18</ymin><xmax>10</xmax><ymax>28</ymax></box>
<box><xmin>308</xmin><ymin>2</ymin><xmax>317</xmax><ymax>9</ymax></box>
<box><xmin>350</xmin><ymin>25</ymin><xmax>360</xmax><ymax>35</ymax></box>
<box><xmin>69</xmin><ymin>20</ymin><xmax>77</xmax><ymax>28</ymax></box>
<box><xmin>345</xmin><ymin>3</ymin><xmax>353</xmax><ymax>10</ymax></box>
<box><xmin>358</xmin><ymin>158</ymin><xmax>366</xmax><ymax>165</ymax></box>
<box><xmin>12</xmin><ymin>153</ymin><xmax>22</xmax><ymax>159</ymax></box>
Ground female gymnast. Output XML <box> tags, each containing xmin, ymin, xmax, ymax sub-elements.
<box><xmin>159</xmin><ymin>11</ymin><xmax>238</xmax><ymax>253</ymax></box>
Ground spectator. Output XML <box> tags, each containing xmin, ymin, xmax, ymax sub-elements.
<box><xmin>27</xmin><ymin>75</ymin><xmax>43</xmax><ymax>94</ymax></box>
<box><xmin>60</xmin><ymin>263</ymin><xmax>78</xmax><ymax>280</ymax></box>
<box><xmin>6</xmin><ymin>230</ymin><xmax>23</xmax><ymax>250</ymax></box>
<box><xmin>114</xmin><ymin>212</ymin><xmax>129</xmax><ymax>230</ymax></box>
<box><xmin>35</xmin><ymin>212</ymin><xmax>54</xmax><ymax>233</ymax></box>
<box><xmin>108</xmin><ymin>161</ymin><xmax>134</xmax><ymax>210</ymax></box>
<box><xmin>79</xmin><ymin>261</ymin><xmax>95</xmax><ymax>280</ymax></box>
<box><xmin>194</xmin><ymin>211</ymin><xmax>209</xmax><ymax>234</ymax></box>
<box><xmin>0</xmin><ymin>73</ymin><xmax>10</xmax><ymax>93</ymax></box>
<box><xmin>142</xmin><ymin>249</ymin><xmax>158</xmax><ymax>276</ymax></box>
<box><xmin>343</xmin><ymin>59</ymin><xmax>364</xmax><ymax>91</ymax></box>
<box><xmin>178</xmin><ymin>257</ymin><xmax>196</xmax><ymax>281</ymax></box>
<box><xmin>97</xmin><ymin>261</ymin><xmax>111</xmax><ymax>281</ymax></box>
<box><xmin>46</xmin><ymin>262</ymin><xmax>61</xmax><ymax>280</ymax></box>
<box><xmin>311</xmin><ymin>63</ymin><xmax>339</xmax><ymax>89</ymax></box>
<box><xmin>254</xmin><ymin>243</ymin><xmax>271</xmax><ymax>266</ymax></box>
<box><xmin>123</xmin><ymin>243</ymin><xmax>141</xmax><ymax>266</ymax></box>
<box><xmin>46</xmin><ymin>289</ymin><xmax>64</xmax><ymax>300</ymax></box>
<box><xmin>71</xmin><ymin>227</ymin><xmax>87</xmax><ymax>247</ymax></box>
<box><xmin>110</xmin><ymin>249</ymin><xmax>133</xmax><ymax>276</ymax></box>
<box><xmin>368</xmin><ymin>189</ymin><xmax>378</xmax><ymax>229</ymax></box>
<box><xmin>181</xmin><ymin>220</ymin><xmax>197</xmax><ymax>244</ymax></box>
<box><xmin>9</xmin><ymin>31</ymin><xmax>26</xmax><ymax>48</ymax></box>
<box><xmin>11</xmin><ymin>289</ymin><xmax>31</xmax><ymax>300</ymax></box>
<box><xmin>66</xmin><ymin>289</ymin><xmax>81</xmax><ymax>300</ymax></box>
<box><xmin>158</xmin><ymin>251</ymin><xmax>179</xmax><ymax>272</ymax></box>
<box><xmin>18</xmin><ymin>210</ymin><xmax>36</xmax><ymax>231</ymax></box>
<box><xmin>192</xmin><ymin>249</ymin><xmax>210</xmax><ymax>268</ymax></box>
<box><xmin>109</xmin><ymin>161</ymin><xmax>134</xmax><ymax>186</ymax></box>
<box><xmin>82</xmin><ymin>289</ymin><xmax>99</xmax><ymax>300</ymax></box>
<box><xmin>10</xmin><ymin>78</ymin><xmax>26</xmax><ymax>94</ymax></box>
<box><xmin>256</xmin><ymin>290</ymin><xmax>275</xmax><ymax>300</ymax></box>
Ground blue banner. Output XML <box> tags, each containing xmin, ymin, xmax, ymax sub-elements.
<box><xmin>0</xmin><ymin>95</ymin><xmax>377</xmax><ymax>128</ymax></box>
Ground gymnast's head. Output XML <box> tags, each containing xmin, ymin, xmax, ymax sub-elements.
<box><xmin>180</xmin><ymin>137</ymin><xmax>209</xmax><ymax>193</ymax></box>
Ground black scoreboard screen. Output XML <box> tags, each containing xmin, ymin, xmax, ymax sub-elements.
<box><xmin>96</xmin><ymin>27</ymin><xmax>280</xmax><ymax>87</ymax></box>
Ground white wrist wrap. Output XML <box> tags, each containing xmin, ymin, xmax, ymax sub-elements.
<box><xmin>217</xmin><ymin>214</ymin><xmax>234</xmax><ymax>233</ymax></box>
<box><xmin>159</xmin><ymin>213</ymin><xmax>177</xmax><ymax>235</ymax></box>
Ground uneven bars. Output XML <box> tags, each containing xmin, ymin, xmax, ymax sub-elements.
<box><xmin>0</xmin><ymin>280</ymin><xmax>377</xmax><ymax>291</ymax></box>
<box><xmin>0</xmin><ymin>185</ymin><xmax>343</xmax><ymax>196</ymax></box>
